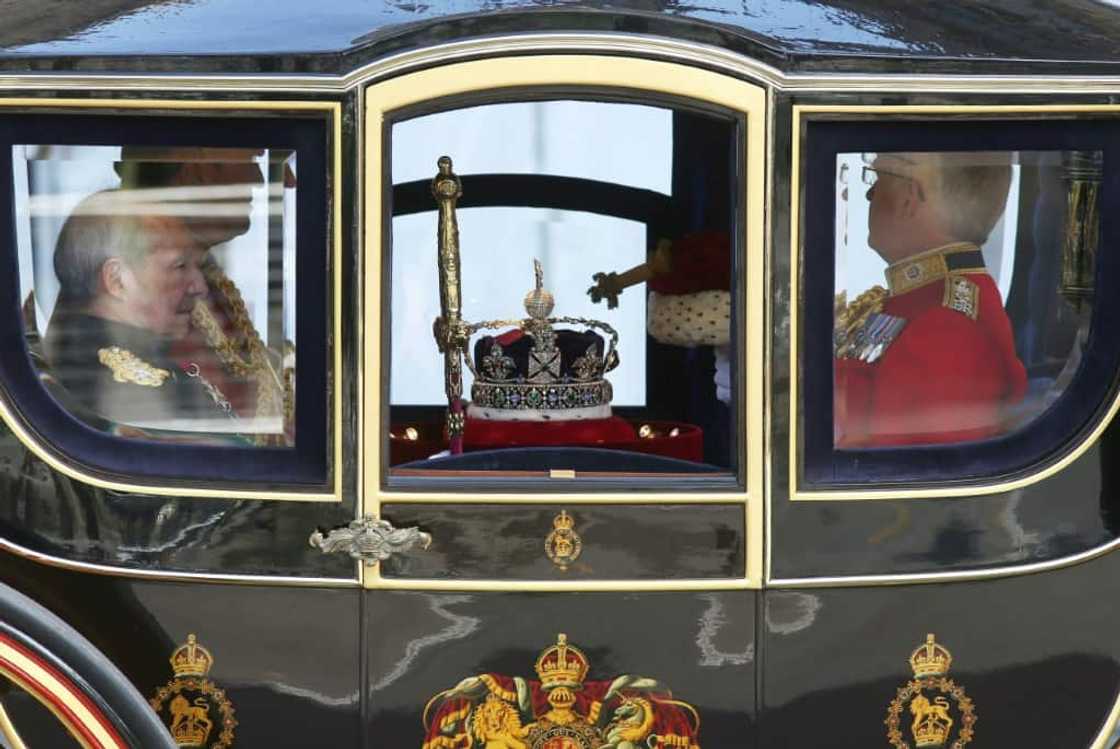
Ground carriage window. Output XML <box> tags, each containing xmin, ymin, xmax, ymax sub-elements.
<box><xmin>14</xmin><ymin>145</ymin><xmax>297</xmax><ymax>446</ymax></box>
<box><xmin>387</xmin><ymin>100</ymin><xmax>741</xmax><ymax>478</ymax></box>
<box><xmin>800</xmin><ymin>116</ymin><xmax>1118</xmax><ymax>488</ymax></box>
<box><xmin>833</xmin><ymin>150</ymin><xmax>1095</xmax><ymax>449</ymax></box>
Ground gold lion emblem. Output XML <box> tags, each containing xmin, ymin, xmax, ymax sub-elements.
<box><xmin>169</xmin><ymin>695</ymin><xmax>214</xmax><ymax>742</ymax></box>
<box><xmin>472</xmin><ymin>694</ymin><xmax>529</xmax><ymax>749</ymax></box>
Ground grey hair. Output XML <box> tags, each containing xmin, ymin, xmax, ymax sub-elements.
<box><xmin>53</xmin><ymin>190</ymin><xmax>151</xmax><ymax>306</ymax></box>
<box><xmin>903</xmin><ymin>152</ymin><xmax>1013</xmax><ymax>245</ymax></box>
<box><xmin>931</xmin><ymin>161</ymin><xmax>1013</xmax><ymax>245</ymax></box>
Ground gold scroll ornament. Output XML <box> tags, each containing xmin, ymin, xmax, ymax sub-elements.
<box><xmin>885</xmin><ymin>634</ymin><xmax>975</xmax><ymax>748</ymax></box>
<box><xmin>150</xmin><ymin>634</ymin><xmax>237</xmax><ymax>749</ymax></box>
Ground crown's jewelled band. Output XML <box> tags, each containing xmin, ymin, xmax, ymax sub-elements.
<box><xmin>471</xmin><ymin>380</ymin><xmax>613</xmax><ymax>411</ymax></box>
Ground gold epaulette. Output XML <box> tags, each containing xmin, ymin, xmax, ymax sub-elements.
<box><xmin>942</xmin><ymin>274</ymin><xmax>980</xmax><ymax>320</ymax></box>
<box><xmin>835</xmin><ymin>286</ymin><xmax>888</xmax><ymax>333</ymax></box>
<box><xmin>97</xmin><ymin>346</ymin><xmax>170</xmax><ymax>387</ymax></box>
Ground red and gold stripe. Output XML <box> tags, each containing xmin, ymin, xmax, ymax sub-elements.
<box><xmin>0</xmin><ymin>631</ymin><xmax>127</xmax><ymax>749</ymax></box>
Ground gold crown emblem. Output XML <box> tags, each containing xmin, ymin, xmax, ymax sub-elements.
<box><xmin>171</xmin><ymin>710</ymin><xmax>211</xmax><ymax>748</ymax></box>
<box><xmin>914</xmin><ymin>721</ymin><xmax>951</xmax><ymax>747</ymax></box>
<box><xmin>909</xmin><ymin>634</ymin><xmax>952</xmax><ymax>679</ymax></box>
<box><xmin>534</xmin><ymin>633</ymin><xmax>589</xmax><ymax>690</ymax></box>
<box><xmin>170</xmin><ymin>634</ymin><xmax>214</xmax><ymax>678</ymax></box>
<box><xmin>553</xmin><ymin>510</ymin><xmax>574</xmax><ymax>531</ymax></box>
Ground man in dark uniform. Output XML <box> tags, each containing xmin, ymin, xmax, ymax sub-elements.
<box><xmin>834</xmin><ymin>152</ymin><xmax>1027</xmax><ymax>447</ymax></box>
<box><xmin>42</xmin><ymin>190</ymin><xmax>235</xmax><ymax>434</ymax></box>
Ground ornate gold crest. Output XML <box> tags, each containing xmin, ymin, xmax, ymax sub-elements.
<box><xmin>885</xmin><ymin>634</ymin><xmax>976</xmax><ymax>748</ymax></box>
<box><xmin>150</xmin><ymin>634</ymin><xmax>237</xmax><ymax>749</ymax></box>
<box><xmin>422</xmin><ymin>633</ymin><xmax>701</xmax><ymax>749</ymax></box>
<box><xmin>98</xmin><ymin>346</ymin><xmax>170</xmax><ymax>387</ymax></box>
<box><xmin>544</xmin><ymin>511</ymin><xmax>582</xmax><ymax>570</ymax></box>
<box><xmin>942</xmin><ymin>275</ymin><xmax>980</xmax><ymax>320</ymax></box>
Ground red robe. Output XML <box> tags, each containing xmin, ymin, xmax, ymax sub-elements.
<box><xmin>835</xmin><ymin>268</ymin><xmax>1027</xmax><ymax>447</ymax></box>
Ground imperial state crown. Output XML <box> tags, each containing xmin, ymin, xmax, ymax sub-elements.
<box><xmin>467</xmin><ymin>260</ymin><xmax>620</xmax><ymax>420</ymax></box>
<box><xmin>419</xmin><ymin>155</ymin><xmax>704</xmax><ymax>460</ymax></box>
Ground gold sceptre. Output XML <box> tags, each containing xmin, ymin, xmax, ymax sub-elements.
<box><xmin>587</xmin><ymin>238</ymin><xmax>673</xmax><ymax>309</ymax></box>
<box><xmin>431</xmin><ymin>156</ymin><xmax>469</xmax><ymax>453</ymax></box>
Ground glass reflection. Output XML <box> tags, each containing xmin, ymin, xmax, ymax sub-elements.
<box><xmin>389</xmin><ymin>99</ymin><xmax>738</xmax><ymax>475</ymax></box>
<box><xmin>14</xmin><ymin>145</ymin><xmax>297</xmax><ymax>445</ymax></box>
<box><xmin>834</xmin><ymin>150</ymin><xmax>1098</xmax><ymax>448</ymax></box>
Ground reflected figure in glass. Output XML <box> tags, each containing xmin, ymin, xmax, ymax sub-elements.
<box><xmin>15</xmin><ymin>144</ymin><xmax>297</xmax><ymax>444</ymax></box>
<box><xmin>43</xmin><ymin>190</ymin><xmax>227</xmax><ymax>431</ymax></box>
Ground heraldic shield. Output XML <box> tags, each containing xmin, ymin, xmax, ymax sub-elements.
<box><xmin>422</xmin><ymin>633</ymin><xmax>702</xmax><ymax>749</ymax></box>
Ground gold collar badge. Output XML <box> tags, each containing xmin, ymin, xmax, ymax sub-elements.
<box><xmin>885</xmin><ymin>634</ymin><xmax>976</xmax><ymax>748</ymax></box>
<box><xmin>422</xmin><ymin>633</ymin><xmax>702</xmax><ymax>749</ymax></box>
<box><xmin>98</xmin><ymin>345</ymin><xmax>170</xmax><ymax>387</ymax></box>
<box><xmin>884</xmin><ymin>242</ymin><xmax>984</xmax><ymax>297</ymax></box>
<box><xmin>150</xmin><ymin>634</ymin><xmax>237</xmax><ymax>749</ymax></box>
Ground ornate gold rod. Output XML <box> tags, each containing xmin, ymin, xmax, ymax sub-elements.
<box><xmin>431</xmin><ymin>156</ymin><xmax>468</xmax><ymax>453</ymax></box>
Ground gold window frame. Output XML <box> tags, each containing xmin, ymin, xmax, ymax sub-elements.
<box><xmin>363</xmin><ymin>55</ymin><xmax>766</xmax><ymax>590</ymax></box>
<box><xmin>0</xmin><ymin>98</ymin><xmax>344</xmax><ymax>502</ymax></box>
<box><xmin>788</xmin><ymin>104</ymin><xmax>1120</xmax><ymax>502</ymax></box>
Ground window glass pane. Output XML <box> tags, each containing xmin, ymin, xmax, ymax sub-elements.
<box><xmin>833</xmin><ymin>150</ymin><xmax>1097</xmax><ymax>448</ymax></box>
<box><xmin>388</xmin><ymin>99</ymin><xmax>739</xmax><ymax>476</ymax></box>
<box><xmin>391</xmin><ymin>101</ymin><xmax>672</xmax><ymax>191</ymax></box>
<box><xmin>391</xmin><ymin>207</ymin><xmax>647</xmax><ymax>406</ymax></box>
<box><xmin>14</xmin><ymin>145</ymin><xmax>296</xmax><ymax>445</ymax></box>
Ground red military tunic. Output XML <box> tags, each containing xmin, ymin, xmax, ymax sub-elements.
<box><xmin>835</xmin><ymin>243</ymin><xmax>1027</xmax><ymax>447</ymax></box>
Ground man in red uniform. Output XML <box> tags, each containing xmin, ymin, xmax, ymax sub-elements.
<box><xmin>834</xmin><ymin>152</ymin><xmax>1027</xmax><ymax>447</ymax></box>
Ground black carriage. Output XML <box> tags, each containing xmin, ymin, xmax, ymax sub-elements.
<box><xmin>0</xmin><ymin>2</ymin><xmax>1118</xmax><ymax>747</ymax></box>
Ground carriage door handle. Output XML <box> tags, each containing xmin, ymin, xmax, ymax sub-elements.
<box><xmin>308</xmin><ymin>515</ymin><xmax>432</xmax><ymax>566</ymax></box>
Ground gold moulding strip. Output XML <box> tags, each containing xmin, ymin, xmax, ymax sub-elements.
<box><xmin>369</xmin><ymin>577</ymin><xmax>753</xmax><ymax>592</ymax></box>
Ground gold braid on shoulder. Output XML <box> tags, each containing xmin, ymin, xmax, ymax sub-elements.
<box><xmin>191</xmin><ymin>264</ymin><xmax>293</xmax><ymax>440</ymax></box>
<box><xmin>834</xmin><ymin>286</ymin><xmax>888</xmax><ymax>355</ymax></box>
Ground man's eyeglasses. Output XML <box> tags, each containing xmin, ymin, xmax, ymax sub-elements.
<box><xmin>861</xmin><ymin>165</ymin><xmax>916</xmax><ymax>187</ymax></box>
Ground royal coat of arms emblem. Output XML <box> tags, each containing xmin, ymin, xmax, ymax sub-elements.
<box><xmin>422</xmin><ymin>633</ymin><xmax>701</xmax><ymax>749</ymax></box>
<box><xmin>885</xmin><ymin>634</ymin><xmax>976</xmax><ymax>748</ymax></box>
<box><xmin>150</xmin><ymin>634</ymin><xmax>237</xmax><ymax>749</ymax></box>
